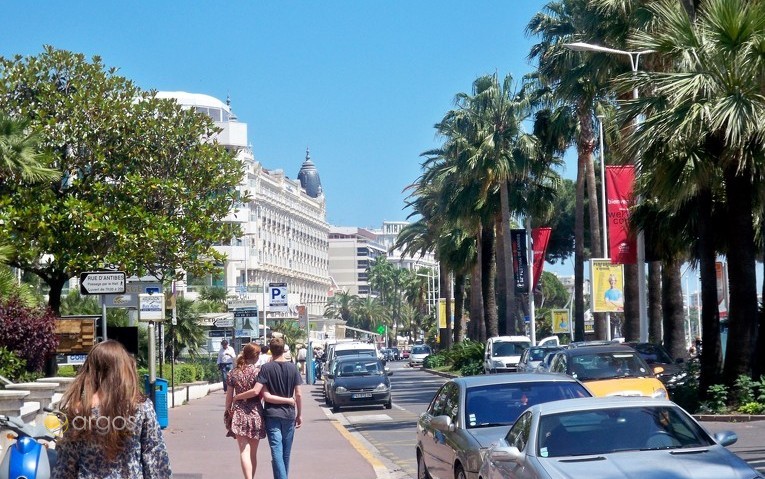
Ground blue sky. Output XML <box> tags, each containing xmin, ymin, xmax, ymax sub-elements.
<box><xmin>3</xmin><ymin>1</ymin><xmax>587</xmax><ymax>274</ymax></box>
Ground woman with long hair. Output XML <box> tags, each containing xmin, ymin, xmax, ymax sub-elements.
<box><xmin>225</xmin><ymin>342</ymin><xmax>294</xmax><ymax>479</ymax></box>
<box><xmin>53</xmin><ymin>340</ymin><xmax>171</xmax><ymax>478</ymax></box>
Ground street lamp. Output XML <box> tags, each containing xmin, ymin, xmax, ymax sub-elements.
<box><xmin>564</xmin><ymin>41</ymin><xmax>654</xmax><ymax>342</ymax></box>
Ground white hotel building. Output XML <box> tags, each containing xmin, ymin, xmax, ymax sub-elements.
<box><xmin>157</xmin><ymin>92</ymin><xmax>331</xmax><ymax>319</ymax></box>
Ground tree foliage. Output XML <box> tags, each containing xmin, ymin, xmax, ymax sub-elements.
<box><xmin>0</xmin><ymin>47</ymin><xmax>244</xmax><ymax>313</ymax></box>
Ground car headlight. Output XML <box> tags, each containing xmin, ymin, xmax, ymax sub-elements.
<box><xmin>652</xmin><ymin>388</ymin><xmax>668</xmax><ymax>399</ymax></box>
<box><xmin>491</xmin><ymin>360</ymin><xmax>505</xmax><ymax>368</ymax></box>
<box><xmin>335</xmin><ymin>386</ymin><xmax>347</xmax><ymax>393</ymax></box>
<box><xmin>374</xmin><ymin>383</ymin><xmax>389</xmax><ymax>392</ymax></box>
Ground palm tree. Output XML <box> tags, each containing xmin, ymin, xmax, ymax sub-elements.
<box><xmin>352</xmin><ymin>296</ymin><xmax>390</xmax><ymax>337</ymax></box>
<box><xmin>324</xmin><ymin>290</ymin><xmax>358</xmax><ymax>323</ymax></box>
<box><xmin>623</xmin><ymin>0</ymin><xmax>765</xmax><ymax>385</ymax></box>
<box><xmin>165</xmin><ymin>297</ymin><xmax>208</xmax><ymax>359</ymax></box>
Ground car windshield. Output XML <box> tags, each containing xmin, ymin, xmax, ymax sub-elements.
<box><xmin>635</xmin><ymin>344</ymin><xmax>674</xmax><ymax>365</ymax></box>
<box><xmin>537</xmin><ymin>405</ymin><xmax>713</xmax><ymax>457</ymax></box>
<box><xmin>570</xmin><ymin>352</ymin><xmax>650</xmax><ymax>380</ymax></box>
<box><xmin>528</xmin><ymin>347</ymin><xmax>557</xmax><ymax>361</ymax></box>
<box><xmin>336</xmin><ymin>349</ymin><xmax>376</xmax><ymax>357</ymax></box>
<box><xmin>336</xmin><ymin>360</ymin><xmax>383</xmax><ymax>377</ymax></box>
<box><xmin>465</xmin><ymin>382</ymin><xmax>589</xmax><ymax>429</ymax></box>
<box><xmin>492</xmin><ymin>341</ymin><xmax>530</xmax><ymax>356</ymax></box>
<box><xmin>412</xmin><ymin>346</ymin><xmax>431</xmax><ymax>355</ymax></box>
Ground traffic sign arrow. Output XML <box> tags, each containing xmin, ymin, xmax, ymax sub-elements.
<box><xmin>79</xmin><ymin>271</ymin><xmax>126</xmax><ymax>295</ymax></box>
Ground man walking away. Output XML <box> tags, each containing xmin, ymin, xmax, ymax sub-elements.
<box><xmin>217</xmin><ymin>339</ymin><xmax>236</xmax><ymax>392</ymax></box>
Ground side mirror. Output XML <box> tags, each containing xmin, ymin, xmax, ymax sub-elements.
<box><xmin>714</xmin><ymin>431</ymin><xmax>738</xmax><ymax>447</ymax></box>
<box><xmin>491</xmin><ymin>445</ymin><xmax>524</xmax><ymax>464</ymax></box>
<box><xmin>431</xmin><ymin>415</ymin><xmax>455</xmax><ymax>433</ymax></box>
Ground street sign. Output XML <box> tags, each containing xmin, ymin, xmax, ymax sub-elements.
<box><xmin>376</xmin><ymin>325</ymin><xmax>386</xmax><ymax>335</ymax></box>
<box><xmin>103</xmin><ymin>281</ymin><xmax>163</xmax><ymax>308</ymax></box>
<box><xmin>79</xmin><ymin>271</ymin><xmax>126</xmax><ymax>295</ymax></box>
<box><xmin>268</xmin><ymin>282</ymin><xmax>288</xmax><ymax>312</ymax></box>
<box><xmin>138</xmin><ymin>293</ymin><xmax>165</xmax><ymax>321</ymax></box>
<box><xmin>214</xmin><ymin>317</ymin><xmax>234</xmax><ymax>328</ymax></box>
<box><xmin>227</xmin><ymin>298</ymin><xmax>258</xmax><ymax>310</ymax></box>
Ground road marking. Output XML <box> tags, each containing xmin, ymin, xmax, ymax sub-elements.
<box><xmin>326</xmin><ymin>409</ymin><xmax>388</xmax><ymax>475</ymax></box>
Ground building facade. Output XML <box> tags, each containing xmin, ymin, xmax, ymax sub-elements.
<box><xmin>327</xmin><ymin>227</ymin><xmax>387</xmax><ymax>296</ymax></box>
<box><xmin>157</xmin><ymin>92</ymin><xmax>331</xmax><ymax>319</ymax></box>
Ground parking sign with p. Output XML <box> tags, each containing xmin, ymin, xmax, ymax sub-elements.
<box><xmin>268</xmin><ymin>282</ymin><xmax>288</xmax><ymax>312</ymax></box>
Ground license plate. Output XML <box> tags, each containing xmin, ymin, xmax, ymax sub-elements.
<box><xmin>352</xmin><ymin>393</ymin><xmax>373</xmax><ymax>399</ymax></box>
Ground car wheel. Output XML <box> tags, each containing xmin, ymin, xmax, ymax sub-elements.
<box><xmin>455</xmin><ymin>464</ymin><xmax>467</xmax><ymax>479</ymax></box>
<box><xmin>417</xmin><ymin>452</ymin><xmax>431</xmax><ymax>479</ymax></box>
<box><xmin>384</xmin><ymin>400</ymin><xmax>392</xmax><ymax>409</ymax></box>
<box><xmin>325</xmin><ymin>395</ymin><xmax>332</xmax><ymax>406</ymax></box>
<box><xmin>332</xmin><ymin>404</ymin><xmax>340</xmax><ymax>413</ymax></box>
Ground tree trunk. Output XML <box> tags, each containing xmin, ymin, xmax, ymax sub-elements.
<box><xmin>46</xmin><ymin>275</ymin><xmax>67</xmax><ymax>316</ymax></box>
<box><xmin>697</xmin><ymin>189</ymin><xmax>723</xmax><ymax>397</ymax></box>
<box><xmin>439</xmin><ymin>262</ymin><xmax>453</xmax><ymax>350</ymax></box>
<box><xmin>722</xmin><ymin>168</ymin><xmax>758</xmax><ymax>387</ymax></box>
<box><xmin>495</xmin><ymin>213</ymin><xmax>508</xmax><ymax>336</ymax></box>
<box><xmin>574</xmin><ymin>131</ymin><xmax>586</xmax><ymax>342</ymax></box>
<box><xmin>649</xmin><ymin>261</ymin><xmax>663</xmax><ymax>343</ymax></box>
<box><xmin>623</xmin><ymin>264</ymin><xmax>640</xmax><ymax>341</ymax></box>
<box><xmin>471</xmin><ymin>261</ymin><xmax>486</xmax><ymax>342</ymax></box>
<box><xmin>661</xmin><ymin>259</ymin><xmax>685</xmax><ymax>360</ymax></box>
<box><xmin>481</xmin><ymin>223</ymin><xmax>499</xmax><ymax>338</ymax></box>
<box><xmin>499</xmin><ymin>181</ymin><xmax>517</xmax><ymax>336</ymax></box>
<box><xmin>454</xmin><ymin>272</ymin><xmax>466</xmax><ymax>343</ymax></box>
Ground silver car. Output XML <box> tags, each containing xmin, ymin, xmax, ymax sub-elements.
<box><xmin>416</xmin><ymin>373</ymin><xmax>591</xmax><ymax>479</ymax></box>
<box><xmin>478</xmin><ymin>396</ymin><xmax>760</xmax><ymax>479</ymax></box>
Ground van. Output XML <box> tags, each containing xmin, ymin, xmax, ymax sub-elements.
<box><xmin>483</xmin><ymin>335</ymin><xmax>559</xmax><ymax>374</ymax></box>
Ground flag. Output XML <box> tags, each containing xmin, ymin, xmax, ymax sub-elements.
<box><xmin>531</xmin><ymin>227</ymin><xmax>552</xmax><ymax>290</ymax></box>
<box><xmin>511</xmin><ymin>229</ymin><xmax>529</xmax><ymax>293</ymax></box>
<box><xmin>605</xmin><ymin>165</ymin><xmax>637</xmax><ymax>264</ymax></box>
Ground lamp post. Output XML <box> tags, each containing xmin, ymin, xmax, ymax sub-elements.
<box><xmin>597</xmin><ymin>115</ymin><xmax>612</xmax><ymax>340</ymax></box>
<box><xmin>564</xmin><ymin>41</ymin><xmax>654</xmax><ymax>342</ymax></box>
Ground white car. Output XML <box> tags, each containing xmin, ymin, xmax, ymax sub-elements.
<box><xmin>484</xmin><ymin>335</ymin><xmax>559</xmax><ymax>374</ymax></box>
<box><xmin>408</xmin><ymin>344</ymin><xmax>432</xmax><ymax>367</ymax></box>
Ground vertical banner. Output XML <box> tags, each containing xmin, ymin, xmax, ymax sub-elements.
<box><xmin>438</xmin><ymin>298</ymin><xmax>454</xmax><ymax>329</ymax></box>
<box><xmin>511</xmin><ymin>229</ymin><xmax>529</xmax><ymax>293</ymax></box>
<box><xmin>297</xmin><ymin>304</ymin><xmax>309</xmax><ymax>331</ymax></box>
<box><xmin>591</xmin><ymin>259</ymin><xmax>625</xmax><ymax>312</ymax></box>
<box><xmin>605</xmin><ymin>165</ymin><xmax>637</xmax><ymax>264</ymax></box>
<box><xmin>531</xmin><ymin>227</ymin><xmax>552</xmax><ymax>290</ymax></box>
<box><xmin>716</xmin><ymin>262</ymin><xmax>729</xmax><ymax>319</ymax></box>
<box><xmin>551</xmin><ymin>309</ymin><xmax>570</xmax><ymax>334</ymax></box>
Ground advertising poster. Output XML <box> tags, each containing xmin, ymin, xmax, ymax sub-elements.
<box><xmin>716</xmin><ymin>261</ymin><xmax>729</xmax><ymax>319</ymax></box>
<box><xmin>591</xmin><ymin>259</ymin><xmax>625</xmax><ymax>313</ymax></box>
<box><xmin>438</xmin><ymin>298</ymin><xmax>455</xmax><ymax>329</ymax></box>
<box><xmin>511</xmin><ymin>229</ymin><xmax>529</xmax><ymax>293</ymax></box>
<box><xmin>605</xmin><ymin>165</ymin><xmax>637</xmax><ymax>264</ymax></box>
<box><xmin>551</xmin><ymin>309</ymin><xmax>570</xmax><ymax>334</ymax></box>
<box><xmin>532</xmin><ymin>227</ymin><xmax>552</xmax><ymax>290</ymax></box>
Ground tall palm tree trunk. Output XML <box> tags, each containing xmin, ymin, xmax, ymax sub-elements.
<box><xmin>481</xmin><ymin>223</ymin><xmax>499</xmax><ymax>338</ymax></box>
<box><xmin>661</xmin><ymin>259</ymin><xmax>685</xmax><ymax>359</ymax></box>
<box><xmin>697</xmin><ymin>189</ymin><xmax>723</xmax><ymax>396</ymax></box>
<box><xmin>471</xmin><ymin>261</ymin><xmax>486</xmax><ymax>341</ymax></box>
<box><xmin>454</xmin><ymin>273</ymin><xmax>466</xmax><ymax>343</ymax></box>
<box><xmin>499</xmin><ymin>181</ymin><xmax>517</xmax><ymax>335</ymax></box>
<box><xmin>649</xmin><ymin>262</ymin><xmax>663</xmax><ymax>343</ymax></box>
<box><xmin>574</xmin><ymin>139</ymin><xmax>586</xmax><ymax>341</ymax></box>
<box><xmin>495</xmin><ymin>214</ymin><xmax>509</xmax><ymax>335</ymax></box>
<box><xmin>722</xmin><ymin>169</ymin><xmax>758</xmax><ymax>386</ymax></box>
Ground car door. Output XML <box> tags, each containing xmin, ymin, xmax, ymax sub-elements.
<box><xmin>431</xmin><ymin>382</ymin><xmax>460</xmax><ymax>479</ymax></box>
<box><xmin>493</xmin><ymin>411</ymin><xmax>534</xmax><ymax>479</ymax></box>
<box><xmin>419</xmin><ymin>383</ymin><xmax>450</xmax><ymax>478</ymax></box>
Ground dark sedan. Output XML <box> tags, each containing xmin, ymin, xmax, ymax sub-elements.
<box><xmin>326</xmin><ymin>356</ymin><xmax>392</xmax><ymax>412</ymax></box>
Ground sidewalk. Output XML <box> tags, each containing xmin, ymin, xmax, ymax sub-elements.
<box><xmin>163</xmin><ymin>382</ymin><xmax>383</xmax><ymax>479</ymax></box>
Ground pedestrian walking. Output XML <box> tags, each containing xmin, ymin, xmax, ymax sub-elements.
<box><xmin>225</xmin><ymin>343</ymin><xmax>295</xmax><ymax>479</ymax></box>
<box><xmin>218</xmin><ymin>339</ymin><xmax>236</xmax><ymax>391</ymax></box>
<box><xmin>52</xmin><ymin>340</ymin><xmax>172</xmax><ymax>478</ymax></box>
<box><xmin>296</xmin><ymin>344</ymin><xmax>307</xmax><ymax>374</ymax></box>
<box><xmin>234</xmin><ymin>337</ymin><xmax>302</xmax><ymax>479</ymax></box>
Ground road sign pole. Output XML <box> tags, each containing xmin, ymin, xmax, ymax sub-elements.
<box><xmin>101</xmin><ymin>299</ymin><xmax>108</xmax><ymax>341</ymax></box>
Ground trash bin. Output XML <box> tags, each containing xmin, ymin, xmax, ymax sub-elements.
<box><xmin>144</xmin><ymin>375</ymin><xmax>169</xmax><ymax>429</ymax></box>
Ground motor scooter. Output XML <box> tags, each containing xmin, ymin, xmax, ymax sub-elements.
<box><xmin>0</xmin><ymin>412</ymin><xmax>59</xmax><ymax>479</ymax></box>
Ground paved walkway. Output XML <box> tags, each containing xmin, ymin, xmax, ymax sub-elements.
<box><xmin>163</xmin><ymin>382</ymin><xmax>385</xmax><ymax>479</ymax></box>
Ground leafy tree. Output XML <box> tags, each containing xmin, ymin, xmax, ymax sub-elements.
<box><xmin>165</xmin><ymin>297</ymin><xmax>207</xmax><ymax>360</ymax></box>
<box><xmin>0</xmin><ymin>47</ymin><xmax>244</xmax><ymax>314</ymax></box>
<box><xmin>0</xmin><ymin>296</ymin><xmax>58</xmax><ymax>371</ymax></box>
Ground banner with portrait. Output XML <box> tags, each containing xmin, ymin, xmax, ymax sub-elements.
<box><xmin>591</xmin><ymin>259</ymin><xmax>625</xmax><ymax>313</ymax></box>
<box><xmin>551</xmin><ymin>309</ymin><xmax>571</xmax><ymax>335</ymax></box>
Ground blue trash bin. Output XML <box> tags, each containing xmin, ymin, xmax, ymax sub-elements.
<box><xmin>144</xmin><ymin>375</ymin><xmax>169</xmax><ymax>429</ymax></box>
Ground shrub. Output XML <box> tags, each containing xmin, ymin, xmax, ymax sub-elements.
<box><xmin>56</xmin><ymin>365</ymin><xmax>78</xmax><ymax>378</ymax></box>
<box><xmin>444</xmin><ymin>340</ymin><xmax>484</xmax><ymax>371</ymax></box>
<box><xmin>0</xmin><ymin>346</ymin><xmax>28</xmax><ymax>381</ymax></box>
<box><xmin>0</xmin><ymin>296</ymin><xmax>59</xmax><ymax>372</ymax></box>
<box><xmin>738</xmin><ymin>402</ymin><xmax>765</xmax><ymax>415</ymax></box>
<box><xmin>459</xmin><ymin>361</ymin><xmax>484</xmax><ymax>377</ymax></box>
<box><xmin>700</xmin><ymin>384</ymin><xmax>729</xmax><ymax>414</ymax></box>
<box><xmin>733</xmin><ymin>375</ymin><xmax>757</xmax><ymax>405</ymax></box>
<box><xmin>423</xmin><ymin>353</ymin><xmax>447</xmax><ymax>369</ymax></box>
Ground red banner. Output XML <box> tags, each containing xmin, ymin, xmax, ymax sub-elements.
<box><xmin>605</xmin><ymin>166</ymin><xmax>637</xmax><ymax>264</ymax></box>
<box><xmin>531</xmin><ymin>227</ymin><xmax>552</xmax><ymax>290</ymax></box>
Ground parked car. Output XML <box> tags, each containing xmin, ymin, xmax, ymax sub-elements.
<box><xmin>548</xmin><ymin>344</ymin><xmax>668</xmax><ymax>398</ymax></box>
<box><xmin>626</xmin><ymin>341</ymin><xmax>689</xmax><ymax>389</ymax></box>
<box><xmin>517</xmin><ymin>346</ymin><xmax>565</xmax><ymax>373</ymax></box>
<box><xmin>536</xmin><ymin>351</ymin><xmax>559</xmax><ymax>373</ymax></box>
<box><xmin>323</xmin><ymin>343</ymin><xmax>379</xmax><ymax>401</ymax></box>
<box><xmin>416</xmin><ymin>373</ymin><xmax>591</xmax><ymax>479</ymax></box>
<box><xmin>408</xmin><ymin>344</ymin><xmax>432</xmax><ymax>367</ymax></box>
<box><xmin>390</xmin><ymin>347</ymin><xmax>400</xmax><ymax>361</ymax></box>
<box><xmin>484</xmin><ymin>336</ymin><xmax>559</xmax><ymax>374</ymax></box>
<box><xmin>326</xmin><ymin>355</ymin><xmax>392</xmax><ymax>412</ymax></box>
<box><xmin>402</xmin><ymin>349</ymin><xmax>410</xmax><ymax>359</ymax></box>
<box><xmin>478</xmin><ymin>396</ymin><xmax>757</xmax><ymax>479</ymax></box>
